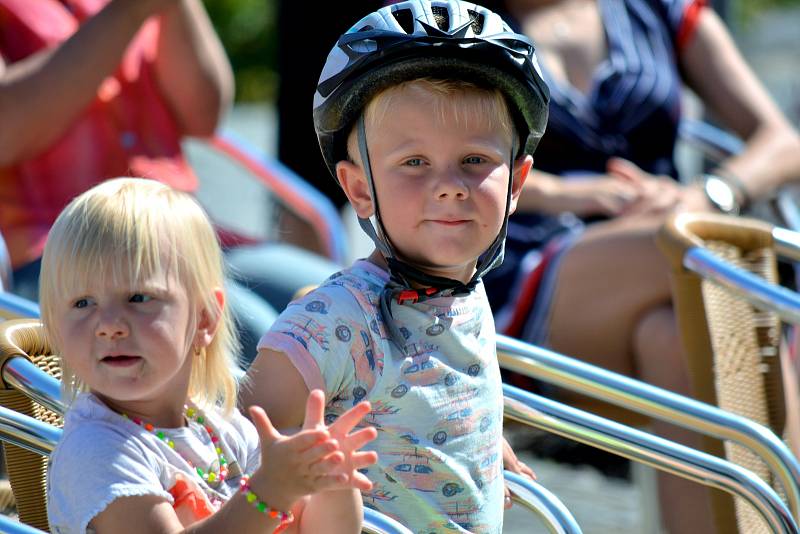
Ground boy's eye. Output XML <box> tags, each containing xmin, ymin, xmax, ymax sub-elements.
<box><xmin>404</xmin><ymin>158</ymin><xmax>423</xmax><ymax>167</ymax></box>
<box><xmin>129</xmin><ymin>294</ymin><xmax>152</xmax><ymax>304</ymax></box>
<box><xmin>464</xmin><ymin>156</ymin><xmax>486</xmax><ymax>165</ymax></box>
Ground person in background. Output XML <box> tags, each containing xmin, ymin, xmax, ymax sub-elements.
<box><xmin>480</xmin><ymin>1</ymin><xmax>800</xmax><ymax>532</ymax></box>
<box><xmin>0</xmin><ymin>0</ymin><xmax>338</xmax><ymax>364</ymax></box>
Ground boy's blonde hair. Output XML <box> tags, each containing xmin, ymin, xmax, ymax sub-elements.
<box><xmin>40</xmin><ymin>178</ymin><xmax>240</xmax><ymax>413</ymax></box>
<box><xmin>347</xmin><ymin>77</ymin><xmax>516</xmax><ymax>163</ymax></box>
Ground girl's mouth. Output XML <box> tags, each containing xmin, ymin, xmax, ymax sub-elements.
<box><xmin>101</xmin><ymin>355</ymin><xmax>142</xmax><ymax>367</ymax></box>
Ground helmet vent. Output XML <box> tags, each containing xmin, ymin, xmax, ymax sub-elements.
<box><xmin>392</xmin><ymin>9</ymin><xmax>415</xmax><ymax>34</ymax></box>
<box><xmin>431</xmin><ymin>6</ymin><xmax>450</xmax><ymax>31</ymax></box>
<box><xmin>357</xmin><ymin>25</ymin><xmax>374</xmax><ymax>32</ymax></box>
<box><xmin>467</xmin><ymin>10</ymin><xmax>485</xmax><ymax>34</ymax></box>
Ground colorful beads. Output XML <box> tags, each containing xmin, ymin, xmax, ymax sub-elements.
<box><xmin>239</xmin><ymin>476</ymin><xmax>293</xmax><ymax>523</ymax></box>
<box><xmin>124</xmin><ymin>405</ymin><xmax>227</xmax><ymax>487</ymax></box>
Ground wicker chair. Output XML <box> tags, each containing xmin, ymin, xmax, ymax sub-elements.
<box><xmin>658</xmin><ymin>211</ymin><xmax>800</xmax><ymax>534</ymax></box>
<box><xmin>0</xmin><ymin>319</ymin><xmax>62</xmax><ymax>532</ymax></box>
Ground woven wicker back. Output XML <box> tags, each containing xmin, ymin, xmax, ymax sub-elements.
<box><xmin>0</xmin><ymin>319</ymin><xmax>63</xmax><ymax>533</ymax></box>
<box><xmin>701</xmin><ymin>242</ymin><xmax>784</xmax><ymax>533</ymax></box>
<box><xmin>658</xmin><ymin>213</ymin><xmax>788</xmax><ymax>534</ymax></box>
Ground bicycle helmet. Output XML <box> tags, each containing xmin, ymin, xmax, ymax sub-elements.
<box><xmin>312</xmin><ymin>0</ymin><xmax>550</xmax><ymax>311</ymax></box>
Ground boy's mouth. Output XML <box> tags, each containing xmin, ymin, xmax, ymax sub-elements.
<box><xmin>429</xmin><ymin>219</ymin><xmax>470</xmax><ymax>226</ymax></box>
<box><xmin>101</xmin><ymin>355</ymin><xmax>142</xmax><ymax>367</ymax></box>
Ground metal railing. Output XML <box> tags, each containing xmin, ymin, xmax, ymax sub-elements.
<box><xmin>0</xmin><ymin>293</ymin><xmax>39</xmax><ymax>321</ymax></box>
<box><xmin>504</xmin><ymin>384</ymin><xmax>798</xmax><ymax>533</ymax></box>
<box><xmin>497</xmin><ymin>335</ymin><xmax>800</xmax><ymax>522</ymax></box>
<box><xmin>0</xmin><ymin>352</ymin><xmax>581</xmax><ymax>534</ymax></box>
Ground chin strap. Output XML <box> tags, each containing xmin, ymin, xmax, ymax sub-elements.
<box><xmin>355</xmin><ymin>112</ymin><xmax>517</xmax><ymax>348</ymax></box>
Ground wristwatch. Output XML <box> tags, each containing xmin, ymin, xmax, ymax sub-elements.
<box><xmin>702</xmin><ymin>174</ymin><xmax>743</xmax><ymax>215</ymax></box>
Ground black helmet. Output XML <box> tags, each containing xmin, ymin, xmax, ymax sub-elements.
<box><xmin>312</xmin><ymin>0</ymin><xmax>550</xmax><ymax>316</ymax></box>
<box><xmin>313</xmin><ymin>0</ymin><xmax>550</xmax><ymax>178</ymax></box>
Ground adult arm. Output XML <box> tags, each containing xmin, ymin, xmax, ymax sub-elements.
<box><xmin>680</xmin><ymin>7</ymin><xmax>800</xmax><ymax>201</ymax></box>
<box><xmin>0</xmin><ymin>0</ymin><xmax>186</xmax><ymax>166</ymax></box>
<box><xmin>153</xmin><ymin>0</ymin><xmax>234</xmax><ymax>137</ymax></box>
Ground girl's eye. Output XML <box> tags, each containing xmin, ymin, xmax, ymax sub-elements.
<box><xmin>129</xmin><ymin>294</ymin><xmax>152</xmax><ymax>304</ymax></box>
<box><xmin>74</xmin><ymin>298</ymin><xmax>90</xmax><ymax>309</ymax></box>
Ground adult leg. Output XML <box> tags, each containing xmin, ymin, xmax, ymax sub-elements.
<box><xmin>225</xmin><ymin>243</ymin><xmax>340</xmax><ymax>313</ymax></box>
<box><xmin>545</xmin><ymin>214</ymin><xmax>715</xmax><ymax>533</ymax></box>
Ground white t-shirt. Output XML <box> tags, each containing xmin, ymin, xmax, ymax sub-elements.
<box><xmin>47</xmin><ymin>393</ymin><xmax>260</xmax><ymax>534</ymax></box>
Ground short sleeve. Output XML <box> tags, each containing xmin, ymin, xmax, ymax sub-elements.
<box><xmin>47</xmin><ymin>422</ymin><xmax>170</xmax><ymax>534</ymax></box>
<box><xmin>258</xmin><ymin>284</ymin><xmax>366</xmax><ymax>400</ymax></box>
<box><xmin>647</xmin><ymin>0</ymin><xmax>708</xmax><ymax>50</ymax></box>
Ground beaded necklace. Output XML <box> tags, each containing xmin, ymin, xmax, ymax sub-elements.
<box><xmin>124</xmin><ymin>405</ymin><xmax>229</xmax><ymax>486</ymax></box>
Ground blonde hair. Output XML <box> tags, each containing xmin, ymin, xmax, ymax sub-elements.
<box><xmin>347</xmin><ymin>77</ymin><xmax>516</xmax><ymax>162</ymax></box>
<box><xmin>40</xmin><ymin>178</ymin><xmax>240</xmax><ymax>414</ymax></box>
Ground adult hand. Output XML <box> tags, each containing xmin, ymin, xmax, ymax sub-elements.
<box><xmin>303</xmin><ymin>389</ymin><xmax>378</xmax><ymax>492</ymax></box>
<box><xmin>606</xmin><ymin>158</ymin><xmax>685</xmax><ymax>216</ymax></box>
<box><xmin>558</xmin><ymin>176</ymin><xmax>643</xmax><ymax>217</ymax></box>
<box><xmin>502</xmin><ymin>436</ymin><xmax>536</xmax><ymax>510</ymax></box>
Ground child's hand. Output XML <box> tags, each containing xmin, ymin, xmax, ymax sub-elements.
<box><xmin>502</xmin><ymin>436</ymin><xmax>536</xmax><ymax>509</ymax></box>
<box><xmin>303</xmin><ymin>389</ymin><xmax>378</xmax><ymax>492</ymax></box>
<box><xmin>247</xmin><ymin>397</ymin><xmax>349</xmax><ymax>512</ymax></box>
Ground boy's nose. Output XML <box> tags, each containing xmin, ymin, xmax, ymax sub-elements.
<box><xmin>434</xmin><ymin>170</ymin><xmax>469</xmax><ymax>200</ymax></box>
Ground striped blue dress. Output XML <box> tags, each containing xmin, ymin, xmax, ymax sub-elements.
<box><xmin>485</xmin><ymin>0</ymin><xmax>706</xmax><ymax>342</ymax></box>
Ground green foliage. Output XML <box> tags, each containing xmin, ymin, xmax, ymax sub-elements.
<box><xmin>203</xmin><ymin>0</ymin><xmax>276</xmax><ymax>102</ymax></box>
<box><xmin>734</xmin><ymin>0</ymin><xmax>800</xmax><ymax>26</ymax></box>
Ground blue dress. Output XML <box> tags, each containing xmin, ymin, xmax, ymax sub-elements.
<box><xmin>485</xmin><ymin>0</ymin><xmax>704</xmax><ymax>338</ymax></box>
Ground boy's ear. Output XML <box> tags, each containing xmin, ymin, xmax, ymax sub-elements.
<box><xmin>508</xmin><ymin>155</ymin><xmax>533</xmax><ymax>215</ymax></box>
<box><xmin>336</xmin><ymin>160</ymin><xmax>375</xmax><ymax>218</ymax></box>
<box><xmin>195</xmin><ymin>288</ymin><xmax>224</xmax><ymax>350</ymax></box>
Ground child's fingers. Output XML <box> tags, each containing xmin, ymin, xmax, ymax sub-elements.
<box><xmin>340</xmin><ymin>426</ymin><xmax>377</xmax><ymax>451</ymax></box>
<box><xmin>284</xmin><ymin>428</ymin><xmax>332</xmax><ymax>453</ymax></box>
<box><xmin>302</xmin><ymin>389</ymin><xmax>326</xmax><ymax>430</ymax></box>
<box><xmin>295</xmin><ymin>438</ymin><xmax>341</xmax><ymax>465</ymax></box>
<box><xmin>309</xmin><ymin>450</ymin><xmax>345</xmax><ymax>475</ymax></box>
<box><xmin>329</xmin><ymin>401</ymin><xmax>372</xmax><ymax>436</ymax></box>
<box><xmin>248</xmin><ymin>405</ymin><xmax>282</xmax><ymax>445</ymax></box>
<box><xmin>349</xmin><ymin>471</ymin><xmax>374</xmax><ymax>492</ymax></box>
<box><xmin>349</xmin><ymin>450</ymin><xmax>378</xmax><ymax>470</ymax></box>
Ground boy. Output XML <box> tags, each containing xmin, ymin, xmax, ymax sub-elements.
<box><xmin>242</xmin><ymin>1</ymin><xmax>549</xmax><ymax>531</ymax></box>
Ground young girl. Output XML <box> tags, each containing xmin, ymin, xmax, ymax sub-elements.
<box><xmin>40</xmin><ymin>178</ymin><xmax>378</xmax><ymax>534</ymax></box>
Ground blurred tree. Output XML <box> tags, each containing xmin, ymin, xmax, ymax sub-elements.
<box><xmin>735</xmin><ymin>0</ymin><xmax>800</xmax><ymax>25</ymax></box>
<box><xmin>203</xmin><ymin>0</ymin><xmax>276</xmax><ymax>102</ymax></box>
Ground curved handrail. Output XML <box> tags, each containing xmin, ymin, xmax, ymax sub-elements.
<box><xmin>212</xmin><ymin>129</ymin><xmax>348</xmax><ymax>264</ymax></box>
<box><xmin>503</xmin><ymin>384</ymin><xmax>798</xmax><ymax>533</ymax></box>
<box><xmin>0</xmin><ymin>292</ymin><xmax>39</xmax><ymax>320</ymax></box>
<box><xmin>362</xmin><ymin>508</ymin><xmax>414</xmax><ymax>534</ymax></box>
<box><xmin>0</xmin><ymin>231</ymin><xmax>12</xmax><ymax>292</ymax></box>
<box><xmin>0</xmin><ymin>515</ymin><xmax>47</xmax><ymax>534</ymax></box>
<box><xmin>683</xmin><ymin>247</ymin><xmax>800</xmax><ymax>324</ymax></box>
<box><xmin>0</xmin><ymin>404</ymin><xmax>60</xmax><ymax>456</ymax></box>
<box><xmin>504</xmin><ymin>470</ymin><xmax>582</xmax><ymax>534</ymax></box>
<box><xmin>2</xmin><ymin>357</ymin><xmax>65</xmax><ymax>415</ymax></box>
<box><xmin>496</xmin><ymin>335</ymin><xmax>800</xmax><ymax>521</ymax></box>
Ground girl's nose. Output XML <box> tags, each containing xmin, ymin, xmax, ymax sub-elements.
<box><xmin>95</xmin><ymin>313</ymin><xmax>129</xmax><ymax>340</ymax></box>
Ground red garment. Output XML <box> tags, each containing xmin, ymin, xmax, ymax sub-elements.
<box><xmin>0</xmin><ymin>0</ymin><xmax>197</xmax><ymax>269</ymax></box>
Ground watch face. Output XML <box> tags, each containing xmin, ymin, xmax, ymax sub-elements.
<box><xmin>705</xmin><ymin>176</ymin><xmax>738</xmax><ymax>214</ymax></box>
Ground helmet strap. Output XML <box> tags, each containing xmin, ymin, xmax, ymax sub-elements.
<box><xmin>355</xmin><ymin>112</ymin><xmax>517</xmax><ymax>302</ymax></box>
